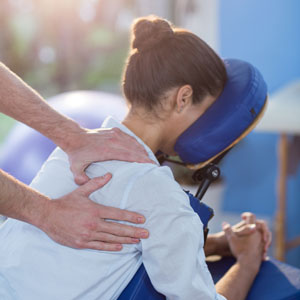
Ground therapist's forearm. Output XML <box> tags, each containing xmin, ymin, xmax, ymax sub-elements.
<box><xmin>0</xmin><ymin>62</ymin><xmax>84</xmax><ymax>152</ymax></box>
<box><xmin>0</xmin><ymin>169</ymin><xmax>49</xmax><ymax>227</ymax></box>
<box><xmin>216</xmin><ymin>259</ymin><xmax>258</xmax><ymax>300</ymax></box>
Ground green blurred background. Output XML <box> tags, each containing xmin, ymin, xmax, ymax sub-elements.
<box><xmin>0</xmin><ymin>0</ymin><xmax>195</xmax><ymax>142</ymax></box>
<box><xmin>0</xmin><ymin>0</ymin><xmax>140</xmax><ymax>142</ymax></box>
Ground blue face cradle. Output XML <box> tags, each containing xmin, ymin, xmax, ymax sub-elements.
<box><xmin>174</xmin><ymin>58</ymin><xmax>268</xmax><ymax>166</ymax></box>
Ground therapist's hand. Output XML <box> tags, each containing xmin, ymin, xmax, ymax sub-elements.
<box><xmin>64</xmin><ymin>127</ymin><xmax>155</xmax><ymax>185</ymax></box>
<box><xmin>40</xmin><ymin>174</ymin><xmax>149</xmax><ymax>251</ymax></box>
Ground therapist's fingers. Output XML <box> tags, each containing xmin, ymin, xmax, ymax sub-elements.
<box><xmin>43</xmin><ymin>175</ymin><xmax>148</xmax><ymax>251</ymax></box>
<box><xmin>98</xmin><ymin>205</ymin><xmax>146</xmax><ymax>225</ymax></box>
<box><xmin>91</xmin><ymin>232</ymin><xmax>140</xmax><ymax>245</ymax></box>
<box><xmin>84</xmin><ymin>241</ymin><xmax>123</xmax><ymax>251</ymax></box>
<box><xmin>79</xmin><ymin>231</ymin><xmax>141</xmax><ymax>251</ymax></box>
<box><xmin>99</xmin><ymin>221</ymin><xmax>149</xmax><ymax>239</ymax></box>
<box><xmin>77</xmin><ymin>173</ymin><xmax>112</xmax><ymax>197</ymax></box>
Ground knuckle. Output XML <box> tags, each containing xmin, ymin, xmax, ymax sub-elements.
<box><xmin>88</xmin><ymin>180</ymin><xmax>100</xmax><ymax>191</ymax></box>
<box><xmin>108</xmin><ymin>235</ymin><xmax>117</xmax><ymax>243</ymax></box>
<box><xmin>134</xmin><ymin>227</ymin><xmax>142</xmax><ymax>238</ymax></box>
<box><xmin>75</xmin><ymin>239</ymin><xmax>85</xmax><ymax>248</ymax></box>
<box><xmin>95</xmin><ymin>245</ymin><xmax>105</xmax><ymax>251</ymax></box>
<box><xmin>108</xmin><ymin>135</ymin><xmax>118</xmax><ymax>144</ymax></box>
<box><xmin>117</xmin><ymin>210</ymin><xmax>127</xmax><ymax>220</ymax></box>
<box><xmin>98</xmin><ymin>206</ymin><xmax>108</xmax><ymax>218</ymax></box>
<box><xmin>112</xmin><ymin>127</ymin><xmax>121</xmax><ymax>136</ymax></box>
<box><xmin>86</xmin><ymin>221</ymin><xmax>98</xmax><ymax>231</ymax></box>
<box><xmin>114</xmin><ymin>127</ymin><xmax>121</xmax><ymax>133</ymax></box>
<box><xmin>81</xmin><ymin>229</ymin><xmax>92</xmax><ymax>241</ymax></box>
<box><xmin>95</xmin><ymin>242</ymin><xmax>107</xmax><ymax>250</ymax></box>
<box><xmin>98</xmin><ymin>242</ymin><xmax>109</xmax><ymax>250</ymax></box>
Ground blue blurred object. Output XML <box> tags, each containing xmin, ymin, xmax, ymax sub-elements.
<box><xmin>0</xmin><ymin>91</ymin><xmax>127</xmax><ymax>184</ymax></box>
<box><xmin>219</xmin><ymin>0</ymin><xmax>300</xmax><ymax>267</ymax></box>
<box><xmin>221</xmin><ymin>132</ymin><xmax>278</xmax><ymax>215</ymax></box>
<box><xmin>175</xmin><ymin>59</ymin><xmax>267</xmax><ymax>165</ymax></box>
<box><xmin>220</xmin><ymin>0</ymin><xmax>300</xmax><ymax>94</ymax></box>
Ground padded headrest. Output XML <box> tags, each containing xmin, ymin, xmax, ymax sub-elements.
<box><xmin>174</xmin><ymin>58</ymin><xmax>267</xmax><ymax>166</ymax></box>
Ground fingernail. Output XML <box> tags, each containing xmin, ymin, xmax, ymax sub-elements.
<box><xmin>115</xmin><ymin>244</ymin><xmax>122</xmax><ymax>250</ymax></box>
<box><xmin>140</xmin><ymin>231</ymin><xmax>149</xmax><ymax>238</ymax></box>
<box><xmin>132</xmin><ymin>238</ymin><xmax>140</xmax><ymax>243</ymax></box>
<box><xmin>222</xmin><ymin>222</ymin><xmax>229</xmax><ymax>229</ymax></box>
<box><xmin>249</xmin><ymin>224</ymin><xmax>256</xmax><ymax>229</ymax></box>
<box><xmin>137</xmin><ymin>217</ymin><xmax>145</xmax><ymax>223</ymax></box>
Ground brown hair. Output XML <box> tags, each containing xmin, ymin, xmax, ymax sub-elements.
<box><xmin>122</xmin><ymin>16</ymin><xmax>227</xmax><ymax>112</ymax></box>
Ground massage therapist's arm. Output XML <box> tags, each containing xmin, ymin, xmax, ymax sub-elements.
<box><xmin>0</xmin><ymin>62</ymin><xmax>150</xmax><ymax>250</ymax></box>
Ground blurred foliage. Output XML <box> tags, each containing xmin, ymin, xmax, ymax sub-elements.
<box><xmin>0</xmin><ymin>0</ymin><xmax>138</xmax><ymax>98</ymax></box>
<box><xmin>0</xmin><ymin>0</ymin><xmax>141</xmax><ymax>142</ymax></box>
<box><xmin>0</xmin><ymin>115</ymin><xmax>15</xmax><ymax>143</ymax></box>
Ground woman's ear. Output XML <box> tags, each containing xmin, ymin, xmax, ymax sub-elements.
<box><xmin>176</xmin><ymin>85</ymin><xmax>193</xmax><ymax>113</ymax></box>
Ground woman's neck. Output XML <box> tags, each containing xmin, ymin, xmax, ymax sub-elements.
<box><xmin>122</xmin><ymin>111</ymin><xmax>167</xmax><ymax>154</ymax></box>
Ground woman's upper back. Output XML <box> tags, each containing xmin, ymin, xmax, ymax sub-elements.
<box><xmin>0</xmin><ymin>117</ymin><xmax>212</xmax><ymax>300</ymax></box>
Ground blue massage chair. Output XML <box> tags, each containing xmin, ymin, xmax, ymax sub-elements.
<box><xmin>118</xmin><ymin>59</ymin><xmax>300</xmax><ymax>300</ymax></box>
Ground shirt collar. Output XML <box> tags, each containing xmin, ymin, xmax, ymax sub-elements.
<box><xmin>101</xmin><ymin>116</ymin><xmax>159</xmax><ymax>165</ymax></box>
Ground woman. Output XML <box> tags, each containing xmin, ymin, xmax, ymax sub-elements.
<box><xmin>0</xmin><ymin>16</ymin><xmax>267</xmax><ymax>300</ymax></box>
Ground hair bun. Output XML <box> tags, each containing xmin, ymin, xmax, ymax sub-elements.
<box><xmin>132</xmin><ymin>16</ymin><xmax>174</xmax><ymax>52</ymax></box>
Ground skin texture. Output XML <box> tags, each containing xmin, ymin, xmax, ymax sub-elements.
<box><xmin>205</xmin><ymin>212</ymin><xmax>272</xmax><ymax>259</ymax></box>
<box><xmin>0</xmin><ymin>62</ymin><xmax>152</xmax><ymax>251</ymax></box>
<box><xmin>215</xmin><ymin>222</ymin><xmax>264</xmax><ymax>300</ymax></box>
<box><xmin>204</xmin><ymin>212</ymin><xmax>272</xmax><ymax>300</ymax></box>
<box><xmin>122</xmin><ymin>86</ymin><xmax>271</xmax><ymax>300</ymax></box>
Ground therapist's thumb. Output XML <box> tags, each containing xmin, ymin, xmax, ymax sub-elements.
<box><xmin>71</xmin><ymin>163</ymin><xmax>91</xmax><ymax>185</ymax></box>
<box><xmin>70</xmin><ymin>160</ymin><xmax>92</xmax><ymax>185</ymax></box>
<box><xmin>74</xmin><ymin>171</ymin><xmax>90</xmax><ymax>185</ymax></box>
<box><xmin>78</xmin><ymin>173</ymin><xmax>112</xmax><ymax>197</ymax></box>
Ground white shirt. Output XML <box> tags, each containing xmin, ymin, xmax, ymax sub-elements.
<box><xmin>0</xmin><ymin>117</ymin><xmax>226</xmax><ymax>300</ymax></box>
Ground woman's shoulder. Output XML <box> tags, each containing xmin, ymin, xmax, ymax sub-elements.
<box><xmin>138</xmin><ymin>164</ymin><xmax>180</xmax><ymax>189</ymax></box>
<box><xmin>125</xmin><ymin>164</ymin><xmax>195</xmax><ymax>227</ymax></box>
<box><xmin>128</xmin><ymin>164</ymin><xmax>188</xmax><ymax>204</ymax></box>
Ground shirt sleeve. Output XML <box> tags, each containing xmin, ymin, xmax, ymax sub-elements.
<box><xmin>127</xmin><ymin>166</ymin><xmax>226</xmax><ymax>300</ymax></box>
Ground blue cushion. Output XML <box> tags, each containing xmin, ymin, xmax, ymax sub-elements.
<box><xmin>175</xmin><ymin>59</ymin><xmax>268</xmax><ymax>164</ymax></box>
